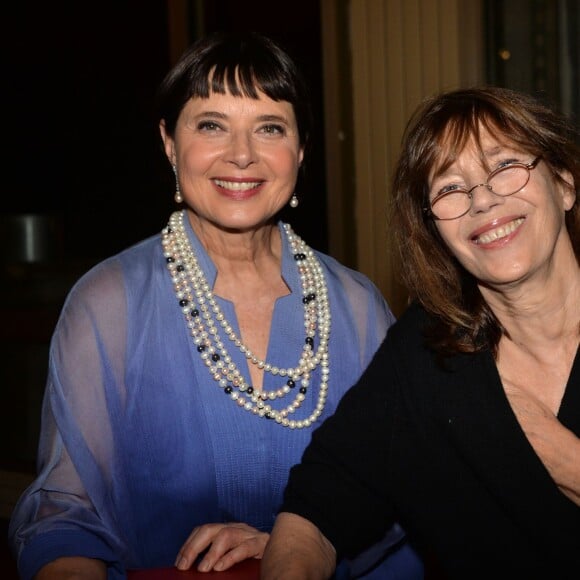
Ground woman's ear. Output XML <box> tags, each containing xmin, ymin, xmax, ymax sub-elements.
<box><xmin>159</xmin><ymin>120</ymin><xmax>176</xmax><ymax>165</ymax></box>
<box><xmin>557</xmin><ymin>169</ymin><xmax>576</xmax><ymax>211</ymax></box>
<box><xmin>298</xmin><ymin>146</ymin><xmax>305</xmax><ymax>167</ymax></box>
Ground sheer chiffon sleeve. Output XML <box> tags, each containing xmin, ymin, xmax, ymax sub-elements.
<box><xmin>9</xmin><ymin>258</ymin><xmax>130</xmax><ymax>580</ymax></box>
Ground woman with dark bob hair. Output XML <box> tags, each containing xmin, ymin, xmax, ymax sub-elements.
<box><xmin>261</xmin><ymin>86</ymin><xmax>580</xmax><ymax>579</ymax></box>
<box><xmin>8</xmin><ymin>32</ymin><xmax>423</xmax><ymax>579</ymax></box>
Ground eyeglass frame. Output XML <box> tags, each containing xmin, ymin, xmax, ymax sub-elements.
<box><xmin>424</xmin><ymin>156</ymin><xmax>542</xmax><ymax>220</ymax></box>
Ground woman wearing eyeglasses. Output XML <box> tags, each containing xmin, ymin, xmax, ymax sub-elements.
<box><xmin>261</xmin><ymin>86</ymin><xmax>580</xmax><ymax>579</ymax></box>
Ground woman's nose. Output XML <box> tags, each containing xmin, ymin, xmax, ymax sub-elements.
<box><xmin>226</xmin><ymin>132</ymin><xmax>256</xmax><ymax>168</ymax></box>
<box><xmin>468</xmin><ymin>183</ymin><xmax>503</xmax><ymax>214</ymax></box>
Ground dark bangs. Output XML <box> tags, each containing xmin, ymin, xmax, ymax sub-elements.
<box><xmin>427</xmin><ymin>94</ymin><xmax>544</xmax><ymax>182</ymax></box>
<box><xmin>195</xmin><ymin>41</ymin><xmax>300</xmax><ymax>103</ymax></box>
<box><xmin>156</xmin><ymin>32</ymin><xmax>312</xmax><ymax>151</ymax></box>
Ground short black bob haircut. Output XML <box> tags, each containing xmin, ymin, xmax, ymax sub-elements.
<box><xmin>155</xmin><ymin>31</ymin><xmax>313</xmax><ymax>156</ymax></box>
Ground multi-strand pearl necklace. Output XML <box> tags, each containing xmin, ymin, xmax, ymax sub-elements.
<box><xmin>161</xmin><ymin>211</ymin><xmax>331</xmax><ymax>429</ymax></box>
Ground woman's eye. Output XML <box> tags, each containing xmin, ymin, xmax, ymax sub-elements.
<box><xmin>438</xmin><ymin>184</ymin><xmax>463</xmax><ymax>195</ymax></box>
<box><xmin>259</xmin><ymin>124</ymin><xmax>285</xmax><ymax>135</ymax></box>
<box><xmin>198</xmin><ymin>120</ymin><xmax>222</xmax><ymax>132</ymax></box>
<box><xmin>496</xmin><ymin>158</ymin><xmax>520</xmax><ymax>169</ymax></box>
<box><xmin>430</xmin><ymin>183</ymin><xmax>465</xmax><ymax>203</ymax></box>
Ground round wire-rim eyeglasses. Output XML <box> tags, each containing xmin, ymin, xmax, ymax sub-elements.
<box><xmin>425</xmin><ymin>156</ymin><xmax>542</xmax><ymax>220</ymax></box>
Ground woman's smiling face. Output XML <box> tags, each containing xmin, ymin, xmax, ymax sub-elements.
<box><xmin>429</xmin><ymin>127</ymin><xmax>575</xmax><ymax>289</ymax></box>
<box><xmin>161</xmin><ymin>88</ymin><xmax>304</xmax><ymax>234</ymax></box>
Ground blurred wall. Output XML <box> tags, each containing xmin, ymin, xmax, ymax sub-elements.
<box><xmin>322</xmin><ymin>0</ymin><xmax>484</xmax><ymax>315</ymax></box>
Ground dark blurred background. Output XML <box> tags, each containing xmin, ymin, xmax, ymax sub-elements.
<box><xmin>3</xmin><ymin>0</ymin><xmax>327</xmax><ymax>261</ymax></box>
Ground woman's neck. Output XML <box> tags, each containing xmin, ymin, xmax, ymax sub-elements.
<box><xmin>482</xmin><ymin>256</ymin><xmax>579</xmax><ymax>352</ymax></box>
<box><xmin>186</xmin><ymin>210</ymin><xmax>283</xmax><ymax>270</ymax></box>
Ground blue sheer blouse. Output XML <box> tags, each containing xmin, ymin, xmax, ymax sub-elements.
<box><xmin>9</xmin><ymin>213</ymin><xmax>418</xmax><ymax>579</ymax></box>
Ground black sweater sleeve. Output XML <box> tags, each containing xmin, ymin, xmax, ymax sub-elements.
<box><xmin>280</xmin><ymin>330</ymin><xmax>400</xmax><ymax>560</ymax></box>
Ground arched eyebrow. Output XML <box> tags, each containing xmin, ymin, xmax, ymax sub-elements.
<box><xmin>256</xmin><ymin>114</ymin><xmax>290</xmax><ymax>124</ymax></box>
<box><xmin>192</xmin><ymin>112</ymin><xmax>291</xmax><ymax>125</ymax></box>
<box><xmin>432</xmin><ymin>144</ymin><xmax>517</xmax><ymax>177</ymax></box>
<box><xmin>482</xmin><ymin>145</ymin><xmax>503</xmax><ymax>158</ymax></box>
<box><xmin>194</xmin><ymin>111</ymin><xmax>228</xmax><ymax>120</ymax></box>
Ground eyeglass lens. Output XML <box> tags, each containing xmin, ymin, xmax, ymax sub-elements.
<box><xmin>431</xmin><ymin>165</ymin><xmax>531</xmax><ymax>220</ymax></box>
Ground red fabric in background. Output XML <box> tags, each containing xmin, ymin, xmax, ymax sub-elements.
<box><xmin>127</xmin><ymin>559</ymin><xmax>260</xmax><ymax>579</ymax></box>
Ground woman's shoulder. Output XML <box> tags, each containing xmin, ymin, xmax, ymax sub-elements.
<box><xmin>386</xmin><ymin>301</ymin><xmax>432</xmax><ymax>347</ymax></box>
<box><xmin>313</xmin><ymin>248</ymin><xmax>384</xmax><ymax>298</ymax></box>
<box><xmin>314</xmin><ymin>249</ymin><xmax>395</xmax><ymax>326</ymax></box>
<box><xmin>394</xmin><ymin>300</ymin><xmax>430</xmax><ymax>326</ymax></box>
<box><xmin>386</xmin><ymin>302</ymin><xmax>484</xmax><ymax>371</ymax></box>
<box><xmin>64</xmin><ymin>233</ymin><xmax>162</xmax><ymax>309</ymax></box>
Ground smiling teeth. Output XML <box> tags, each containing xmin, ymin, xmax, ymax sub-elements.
<box><xmin>213</xmin><ymin>179</ymin><xmax>261</xmax><ymax>191</ymax></box>
<box><xmin>475</xmin><ymin>218</ymin><xmax>524</xmax><ymax>244</ymax></box>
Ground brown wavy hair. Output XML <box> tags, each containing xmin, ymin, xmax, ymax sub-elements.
<box><xmin>391</xmin><ymin>86</ymin><xmax>580</xmax><ymax>357</ymax></box>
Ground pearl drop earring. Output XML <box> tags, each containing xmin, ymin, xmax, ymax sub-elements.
<box><xmin>289</xmin><ymin>194</ymin><xmax>299</xmax><ymax>208</ymax></box>
<box><xmin>172</xmin><ymin>165</ymin><xmax>183</xmax><ymax>204</ymax></box>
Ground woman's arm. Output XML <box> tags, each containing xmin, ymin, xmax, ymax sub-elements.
<box><xmin>260</xmin><ymin>513</ymin><xmax>336</xmax><ymax>580</ymax></box>
<box><xmin>34</xmin><ymin>557</ymin><xmax>106</xmax><ymax>580</ymax></box>
<box><xmin>10</xmin><ymin>262</ymin><xmax>128</xmax><ymax>574</ymax></box>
